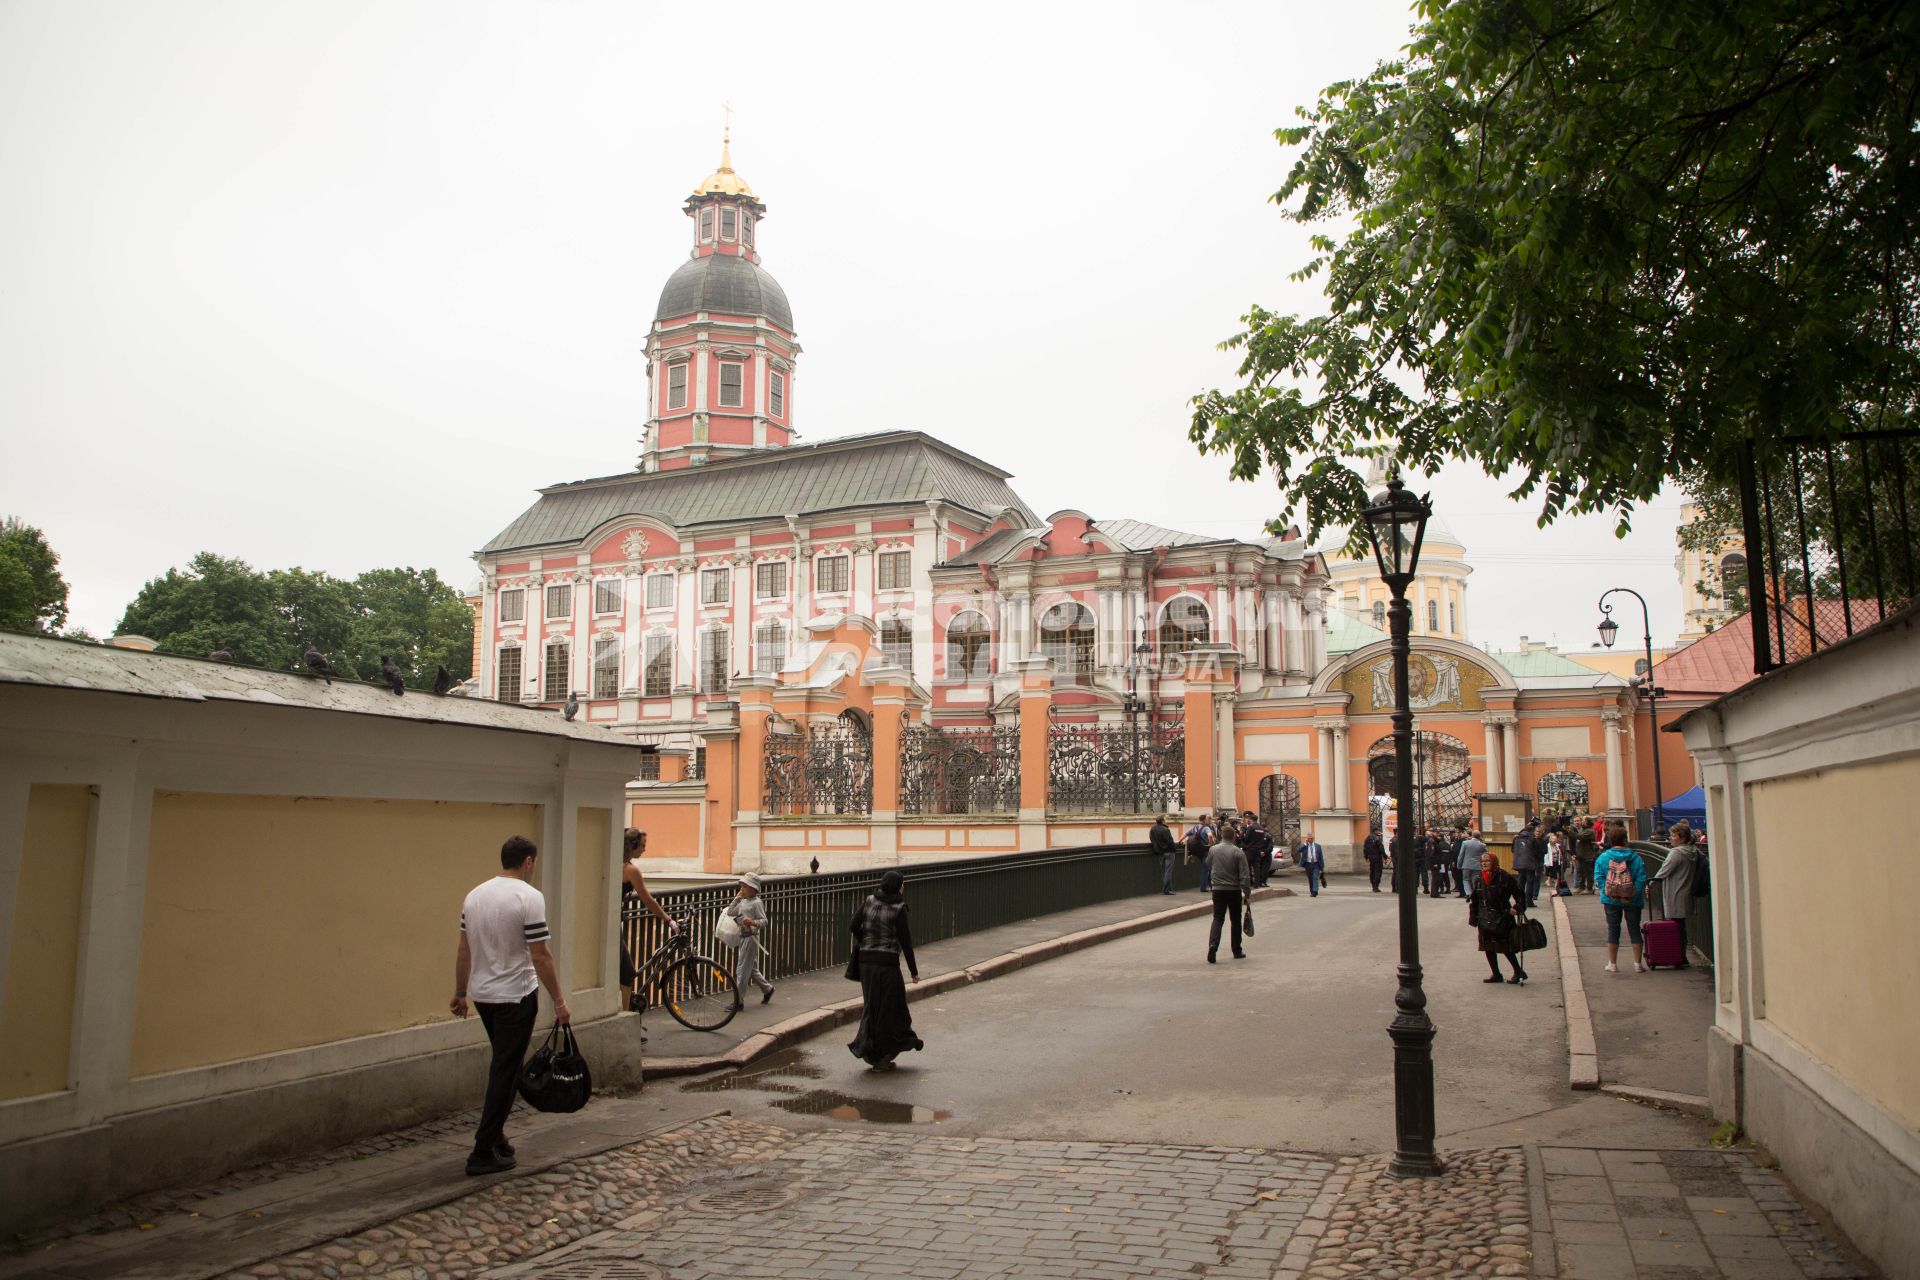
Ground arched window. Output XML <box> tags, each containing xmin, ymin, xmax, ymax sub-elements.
<box><xmin>1719</xmin><ymin>551</ymin><xmax>1749</xmax><ymax>610</ymax></box>
<box><xmin>754</xmin><ymin>619</ymin><xmax>786</xmax><ymax>675</ymax></box>
<box><xmin>1538</xmin><ymin>771</ymin><xmax>1590</xmax><ymax>812</ymax></box>
<box><xmin>1427</xmin><ymin>599</ymin><xmax>1439</xmax><ymax>631</ymax></box>
<box><xmin>946</xmin><ymin>609</ymin><xmax>991</xmax><ymax>681</ymax></box>
<box><xmin>1371</xmin><ymin>600</ymin><xmax>1386</xmax><ymax>629</ymax></box>
<box><xmin>1039</xmin><ymin>602</ymin><xmax>1095</xmax><ymax>684</ymax></box>
<box><xmin>1158</xmin><ymin>596</ymin><xmax>1210</xmax><ymax>669</ymax></box>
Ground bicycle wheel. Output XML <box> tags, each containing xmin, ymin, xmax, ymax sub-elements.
<box><xmin>656</xmin><ymin>955</ymin><xmax>739</xmax><ymax>1032</ymax></box>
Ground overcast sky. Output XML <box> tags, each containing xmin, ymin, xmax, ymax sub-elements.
<box><xmin>0</xmin><ymin>0</ymin><xmax>1685</xmax><ymax>652</ymax></box>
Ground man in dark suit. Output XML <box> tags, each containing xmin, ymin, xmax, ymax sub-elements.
<box><xmin>1296</xmin><ymin>836</ymin><xmax>1326</xmax><ymax>897</ymax></box>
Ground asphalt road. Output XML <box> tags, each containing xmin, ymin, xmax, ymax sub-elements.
<box><xmin>679</xmin><ymin>880</ymin><xmax>1711</xmax><ymax>1155</ymax></box>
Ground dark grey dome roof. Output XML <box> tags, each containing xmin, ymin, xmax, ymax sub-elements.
<box><xmin>654</xmin><ymin>254</ymin><xmax>794</xmax><ymax>330</ymax></box>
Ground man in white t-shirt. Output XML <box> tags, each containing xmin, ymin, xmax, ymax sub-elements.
<box><xmin>450</xmin><ymin>835</ymin><xmax>570</xmax><ymax>1177</ymax></box>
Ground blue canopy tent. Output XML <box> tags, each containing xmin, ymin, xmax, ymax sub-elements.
<box><xmin>1659</xmin><ymin>785</ymin><xmax>1707</xmax><ymax>829</ymax></box>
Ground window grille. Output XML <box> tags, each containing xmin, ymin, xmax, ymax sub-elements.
<box><xmin>814</xmin><ymin>555</ymin><xmax>849</xmax><ymax>594</ymax></box>
<box><xmin>877</xmin><ymin>550</ymin><xmax>911</xmax><ymax>590</ymax></box>
<box><xmin>700</xmin><ymin>627</ymin><xmax>730</xmax><ymax>692</ymax></box>
<box><xmin>1538</xmin><ymin>771</ymin><xmax>1590</xmax><ymax>812</ymax></box>
<box><xmin>718</xmin><ymin>362</ymin><xmax>743</xmax><ymax>408</ymax></box>
<box><xmin>769</xmin><ymin>370</ymin><xmax>784</xmax><ymax>417</ymax></box>
<box><xmin>646</xmin><ymin>574</ymin><xmax>674</xmax><ymax>609</ymax></box>
<box><xmin>754</xmin><ymin>619</ymin><xmax>786</xmax><ymax>674</ymax></box>
<box><xmin>700</xmin><ymin>567</ymin><xmax>731</xmax><ymax>604</ymax></box>
<box><xmin>689</xmin><ymin>746</ymin><xmax>707</xmax><ymax>781</ymax></box>
<box><xmin>643</xmin><ymin>633</ymin><xmax>673</xmax><ymax>696</ymax></box>
<box><xmin>592</xmin><ymin>635</ymin><xmax>620</xmax><ymax>699</ymax></box>
<box><xmin>1158</xmin><ymin>596</ymin><xmax>1210</xmax><ymax>666</ymax></box>
<box><xmin>667</xmin><ymin>363</ymin><xmax>688</xmax><ymax>410</ymax></box>
<box><xmin>498</xmin><ymin>589</ymin><xmax>524</xmax><ymax>623</ymax></box>
<box><xmin>743</xmin><ymin>214</ymin><xmax>753</xmax><ymax>247</ymax></box>
<box><xmin>1427</xmin><ymin>599</ymin><xmax>1439</xmax><ymax>631</ymax></box>
<box><xmin>755</xmin><ymin>560</ymin><xmax>787</xmax><ymax>598</ymax></box>
<box><xmin>543</xmin><ymin>640</ymin><xmax>570</xmax><ymax>702</ymax></box>
<box><xmin>1040</xmin><ymin>602</ymin><xmax>1096</xmax><ymax>684</ymax></box>
<box><xmin>594</xmin><ymin>579</ymin><xmax>622</xmax><ymax>615</ymax></box>
<box><xmin>635</xmin><ymin>752</ymin><xmax>660</xmax><ymax>781</ymax></box>
<box><xmin>546</xmin><ymin>584</ymin><xmax>572</xmax><ymax>618</ymax></box>
<box><xmin>1372</xmin><ymin>600</ymin><xmax>1386</xmax><ymax>629</ymax></box>
<box><xmin>699</xmin><ymin>208</ymin><xmax>713</xmax><ymax>240</ymax></box>
<box><xmin>880</xmin><ymin>619</ymin><xmax>913</xmax><ymax>669</ymax></box>
<box><xmin>496</xmin><ymin>647</ymin><xmax>523</xmax><ymax>703</ymax></box>
<box><xmin>720</xmin><ymin>208</ymin><xmax>737</xmax><ymax>239</ymax></box>
<box><xmin>946</xmin><ymin>610</ymin><xmax>991</xmax><ymax>680</ymax></box>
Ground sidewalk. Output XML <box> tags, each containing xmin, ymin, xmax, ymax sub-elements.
<box><xmin>1558</xmin><ymin>889</ymin><xmax>1716</xmax><ymax>1102</ymax></box>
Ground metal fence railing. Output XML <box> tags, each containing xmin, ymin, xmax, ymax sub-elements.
<box><xmin>621</xmin><ymin>842</ymin><xmax>1200</xmax><ymax>988</ymax></box>
<box><xmin>1628</xmin><ymin>840</ymin><xmax>1713</xmax><ymax>969</ymax></box>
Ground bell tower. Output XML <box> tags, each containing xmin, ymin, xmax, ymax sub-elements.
<box><xmin>641</xmin><ymin>124</ymin><xmax>800</xmax><ymax>471</ymax></box>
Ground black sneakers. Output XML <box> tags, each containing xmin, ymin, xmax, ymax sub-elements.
<box><xmin>466</xmin><ymin>1149</ymin><xmax>516</xmax><ymax>1177</ymax></box>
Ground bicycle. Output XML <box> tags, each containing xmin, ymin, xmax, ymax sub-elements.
<box><xmin>626</xmin><ymin>913</ymin><xmax>739</xmax><ymax>1032</ymax></box>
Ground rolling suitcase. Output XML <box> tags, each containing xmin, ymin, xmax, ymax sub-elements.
<box><xmin>1643</xmin><ymin>918</ymin><xmax>1685</xmax><ymax>969</ymax></box>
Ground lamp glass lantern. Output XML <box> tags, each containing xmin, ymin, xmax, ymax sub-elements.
<box><xmin>1362</xmin><ymin>478</ymin><xmax>1432</xmax><ymax>585</ymax></box>
<box><xmin>1597</xmin><ymin>614</ymin><xmax>1621</xmax><ymax>649</ymax></box>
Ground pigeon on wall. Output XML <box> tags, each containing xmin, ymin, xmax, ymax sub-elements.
<box><xmin>380</xmin><ymin>655</ymin><xmax>406</xmax><ymax>695</ymax></box>
<box><xmin>432</xmin><ymin>665</ymin><xmax>456</xmax><ymax>695</ymax></box>
<box><xmin>562</xmin><ymin>690</ymin><xmax>580</xmax><ymax>721</ymax></box>
<box><xmin>303</xmin><ymin>645</ymin><xmax>337</xmax><ymax>685</ymax></box>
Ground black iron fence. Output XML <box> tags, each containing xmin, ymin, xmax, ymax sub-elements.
<box><xmin>1733</xmin><ymin>432</ymin><xmax>1919</xmax><ymax>673</ymax></box>
<box><xmin>620</xmin><ymin>842</ymin><xmax>1199</xmax><ymax>988</ymax></box>
<box><xmin>1047</xmin><ymin>716</ymin><xmax>1185</xmax><ymax>815</ymax></box>
<box><xmin>899</xmin><ymin>722</ymin><xmax>1020</xmax><ymax>815</ymax></box>
<box><xmin>1629</xmin><ymin>840</ymin><xmax>1713</xmax><ymax>970</ymax></box>
<box><xmin>764</xmin><ymin>722</ymin><xmax>873</xmax><ymax>816</ymax></box>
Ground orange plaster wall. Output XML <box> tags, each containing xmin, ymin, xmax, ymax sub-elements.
<box><xmin>629</xmin><ymin>799</ymin><xmax>701</xmax><ymax>858</ymax></box>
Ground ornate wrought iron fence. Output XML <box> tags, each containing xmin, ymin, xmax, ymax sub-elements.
<box><xmin>1047</xmin><ymin>715</ymin><xmax>1184</xmax><ymax>815</ymax></box>
<box><xmin>764</xmin><ymin>722</ymin><xmax>873</xmax><ymax>816</ymax></box>
<box><xmin>1731</xmin><ymin>432</ymin><xmax>1919</xmax><ymax>673</ymax></box>
<box><xmin>899</xmin><ymin>722</ymin><xmax>1020</xmax><ymax>815</ymax></box>
<box><xmin>620</xmin><ymin>841</ymin><xmax>1199</xmax><ymax>987</ymax></box>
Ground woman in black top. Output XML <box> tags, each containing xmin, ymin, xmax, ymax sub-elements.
<box><xmin>848</xmin><ymin>870</ymin><xmax>923</xmax><ymax>1070</ymax></box>
<box><xmin>1469</xmin><ymin>851</ymin><xmax>1529</xmax><ymax>984</ymax></box>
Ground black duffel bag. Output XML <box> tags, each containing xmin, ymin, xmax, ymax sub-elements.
<box><xmin>518</xmin><ymin>1024</ymin><xmax>592</xmax><ymax>1113</ymax></box>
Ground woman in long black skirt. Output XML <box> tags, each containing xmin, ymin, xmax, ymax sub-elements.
<box><xmin>848</xmin><ymin>870</ymin><xmax>923</xmax><ymax>1070</ymax></box>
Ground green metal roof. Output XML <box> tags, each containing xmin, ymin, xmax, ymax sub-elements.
<box><xmin>1325</xmin><ymin>608</ymin><xmax>1390</xmax><ymax>655</ymax></box>
<box><xmin>1484</xmin><ymin>647</ymin><xmax>1601</xmax><ymax>678</ymax></box>
<box><xmin>480</xmin><ymin>431</ymin><xmax>1037</xmax><ymax>556</ymax></box>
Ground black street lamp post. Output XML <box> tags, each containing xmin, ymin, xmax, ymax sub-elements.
<box><xmin>1597</xmin><ymin>589</ymin><xmax>1665</xmax><ymax>835</ymax></box>
<box><xmin>1123</xmin><ymin>626</ymin><xmax>1154</xmax><ymax>815</ymax></box>
<box><xmin>1362</xmin><ymin>478</ymin><xmax>1444</xmax><ymax>1179</ymax></box>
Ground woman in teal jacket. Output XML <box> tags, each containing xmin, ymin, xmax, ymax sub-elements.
<box><xmin>1592</xmin><ymin>821</ymin><xmax>1649</xmax><ymax>974</ymax></box>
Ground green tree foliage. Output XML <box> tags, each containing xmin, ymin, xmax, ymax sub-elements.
<box><xmin>116</xmin><ymin>557</ymin><xmax>474</xmax><ymax>688</ymax></box>
<box><xmin>0</xmin><ymin>518</ymin><xmax>72</xmax><ymax>633</ymax></box>
<box><xmin>1190</xmin><ymin>0</ymin><xmax>1920</xmax><ymax>541</ymax></box>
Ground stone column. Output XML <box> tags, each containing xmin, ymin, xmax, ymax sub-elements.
<box><xmin>1483</xmin><ymin>718</ymin><xmax>1505</xmax><ymax>793</ymax></box>
<box><xmin>1503</xmin><ymin>716</ymin><xmax>1521</xmax><ymax>797</ymax></box>
<box><xmin>1183</xmin><ymin>674</ymin><xmax>1216</xmax><ymax>816</ymax></box>
<box><xmin>1332</xmin><ymin>725</ymin><xmax>1351</xmax><ymax>811</ymax></box>
<box><xmin>1603</xmin><ymin>709</ymin><xmax>1626</xmax><ymax>813</ymax></box>
<box><xmin>1316</xmin><ymin>726</ymin><xmax>1335</xmax><ymax>809</ymax></box>
<box><xmin>694</xmin><ymin>700</ymin><xmax>740</xmax><ymax>874</ymax></box>
<box><xmin>1014</xmin><ymin>656</ymin><xmax>1053</xmax><ymax>849</ymax></box>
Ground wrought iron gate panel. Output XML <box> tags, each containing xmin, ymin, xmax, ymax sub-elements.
<box><xmin>1366</xmin><ymin>732</ymin><xmax>1473</xmax><ymax>833</ymax></box>
<box><xmin>1048</xmin><ymin>716</ymin><xmax>1184</xmax><ymax>815</ymax></box>
<box><xmin>1258</xmin><ymin>773</ymin><xmax>1302</xmax><ymax>848</ymax></box>
<box><xmin>899</xmin><ymin>723</ymin><xmax>1020</xmax><ymax>815</ymax></box>
<box><xmin>764</xmin><ymin>723</ymin><xmax>873</xmax><ymax>816</ymax></box>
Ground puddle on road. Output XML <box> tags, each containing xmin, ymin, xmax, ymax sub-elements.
<box><xmin>683</xmin><ymin>1048</ymin><xmax>952</xmax><ymax>1125</ymax></box>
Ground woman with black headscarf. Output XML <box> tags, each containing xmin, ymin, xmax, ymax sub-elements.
<box><xmin>847</xmin><ymin>870</ymin><xmax>923</xmax><ymax>1070</ymax></box>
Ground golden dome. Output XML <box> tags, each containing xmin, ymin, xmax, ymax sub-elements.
<box><xmin>692</xmin><ymin>127</ymin><xmax>756</xmax><ymax>198</ymax></box>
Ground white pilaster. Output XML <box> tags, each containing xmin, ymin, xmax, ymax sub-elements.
<box><xmin>1332</xmin><ymin>726</ymin><xmax>1351</xmax><ymax>810</ymax></box>
<box><xmin>1503</xmin><ymin>716</ymin><xmax>1522</xmax><ymax>795</ymax></box>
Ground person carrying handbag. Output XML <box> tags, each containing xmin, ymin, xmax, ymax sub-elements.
<box><xmin>1467</xmin><ymin>849</ymin><xmax>1529</xmax><ymax>985</ymax></box>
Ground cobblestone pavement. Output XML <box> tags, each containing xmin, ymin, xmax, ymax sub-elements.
<box><xmin>1295</xmin><ymin>1148</ymin><xmax>1533</xmax><ymax>1279</ymax></box>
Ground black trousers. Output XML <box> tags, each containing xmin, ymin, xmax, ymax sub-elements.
<box><xmin>474</xmin><ymin>991</ymin><xmax>538</xmax><ymax>1156</ymax></box>
<box><xmin>1368</xmin><ymin>858</ymin><xmax>1384</xmax><ymax>890</ymax></box>
<box><xmin>1208</xmin><ymin>891</ymin><xmax>1244</xmax><ymax>956</ymax></box>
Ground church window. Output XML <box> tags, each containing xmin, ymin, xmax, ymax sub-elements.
<box><xmin>718</xmin><ymin>362</ymin><xmax>744</xmax><ymax>407</ymax></box>
<box><xmin>743</xmin><ymin>214</ymin><xmax>754</xmax><ymax>246</ymax></box>
<box><xmin>643</xmin><ymin>633</ymin><xmax>673</xmax><ymax>696</ymax></box>
<box><xmin>543</xmin><ymin>640</ymin><xmax>570</xmax><ymax>702</ymax></box>
<box><xmin>1158</xmin><ymin>596</ymin><xmax>1210</xmax><ymax>667</ymax></box>
<box><xmin>699</xmin><ymin>208</ymin><xmax>714</xmax><ymax>240</ymax></box>
<box><xmin>815</xmin><ymin>555</ymin><xmax>850</xmax><ymax>594</ymax></box>
<box><xmin>878</xmin><ymin>550</ymin><xmax>912</xmax><ymax>590</ymax></box>
<box><xmin>1039</xmin><ymin>602</ymin><xmax>1096</xmax><ymax>684</ymax></box>
<box><xmin>770</xmin><ymin>371</ymin><xmax>785</xmax><ymax>417</ymax></box>
<box><xmin>700</xmin><ymin>567</ymin><xmax>730</xmax><ymax>604</ymax></box>
<box><xmin>880</xmin><ymin>618</ymin><xmax>913</xmax><ymax>669</ymax></box>
<box><xmin>700</xmin><ymin>626</ymin><xmax>730</xmax><ymax>692</ymax></box>
<box><xmin>720</xmin><ymin>208</ymin><xmax>737</xmax><ymax>240</ymax></box>
<box><xmin>1427</xmin><ymin>599</ymin><xmax>1439</xmax><ymax>631</ymax></box>
<box><xmin>592</xmin><ymin>635</ymin><xmax>620</xmax><ymax>699</ymax></box>
<box><xmin>754</xmin><ymin>619</ymin><xmax>786</xmax><ymax>674</ymax></box>
<box><xmin>645</xmin><ymin>573</ymin><xmax>674</xmax><ymax>610</ymax></box>
<box><xmin>946</xmin><ymin>610</ymin><xmax>991</xmax><ymax>680</ymax></box>
<box><xmin>1449</xmin><ymin>602</ymin><xmax>1457</xmax><ymax>632</ymax></box>
<box><xmin>667</xmin><ymin>363</ymin><xmax>688</xmax><ymax>409</ymax></box>
<box><xmin>1719</xmin><ymin>552</ymin><xmax>1749</xmax><ymax>609</ymax></box>
<box><xmin>1371</xmin><ymin>600</ymin><xmax>1386</xmax><ymax>629</ymax></box>
<box><xmin>546</xmin><ymin>584</ymin><xmax>572</xmax><ymax>618</ymax></box>
<box><xmin>594</xmin><ymin>579</ymin><xmax>622</xmax><ymax>615</ymax></box>
<box><xmin>496</xmin><ymin>647</ymin><xmax>523</xmax><ymax>703</ymax></box>
<box><xmin>755</xmin><ymin>560</ymin><xmax>788</xmax><ymax>599</ymax></box>
<box><xmin>498</xmin><ymin>588</ymin><xmax>524</xmax><ymax>623</ymax></box>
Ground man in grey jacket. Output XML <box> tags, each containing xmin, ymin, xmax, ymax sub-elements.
<box><xmin>1205</xmin><ymin>826</ymin><xmax>1252</xmax><ymax>964</ymax></box>
<box><xmin>1511</xmin><ymin>820</ymin><xmax>1544</xmax><ymax>907</ymax></box>
<box><xmin>1457</xmin><ymin>830</ymin><xmax>1487</xmax><ymax>896</ymax></box>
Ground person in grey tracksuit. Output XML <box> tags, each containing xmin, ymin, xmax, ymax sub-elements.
<box><xmin>724</xmin><ymin>873</ymin><xmax>775</xmax><ymax>1009</ymax></box>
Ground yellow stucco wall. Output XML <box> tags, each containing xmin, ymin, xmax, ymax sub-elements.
<box><xmin>1</xmin><ymin>785</ymin><xmax>91</xmax><ymax>1101</ymax></box>
<box><xmin>571</xmin><ymin>807</ymin><xmax>611</xmax><ymax>992</ymax></box>
<box><xmin>131</xmin><ymin>792</ymin><xmax>541</xmax><ymax>1077</ymax></box>
<box><xmin>1750</xmin><ymin>755</ymin><xmax>1920</xmax><ymax>1130</ymax></box>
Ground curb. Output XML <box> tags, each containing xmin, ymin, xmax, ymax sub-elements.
<box><xmin>1551</xmin><ymin>894</ymin><xmax>1601</xmax><ymax>1090</ymax></box>
<box><xmin>644</xmin><ymin>887</ymin><xmax>1293</xmax><ymax>1080</ymax></box>
<box><xmin>1599</xmin><ymin>1083</ymin><xmax>1712</xmax><ymax>1118</ymax></box>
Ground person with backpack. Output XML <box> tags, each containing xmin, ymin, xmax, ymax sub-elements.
<box><xmin>1592</xmin><ymin>821</ymin><xmax>1650</xmax><ymax>973</ymax></box>
<box><xmin>1183</xmin><ymin>815</ymin><xmax>1217</xmax><ymax>892</ymax></box>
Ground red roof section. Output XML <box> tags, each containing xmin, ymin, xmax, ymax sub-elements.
<box><xmin>1654</xmin><ymin>621</ymin><xmax>1757</xmax><ymax>697</ymax></box>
